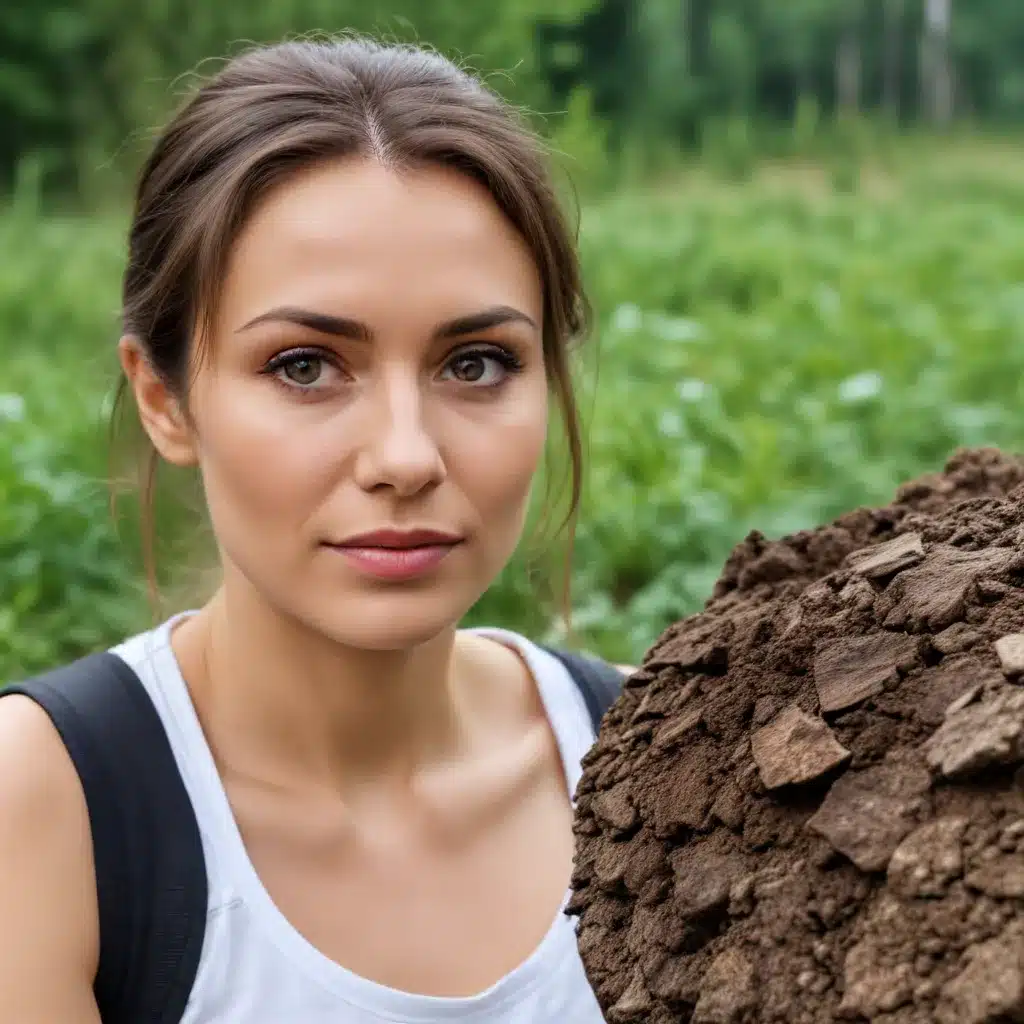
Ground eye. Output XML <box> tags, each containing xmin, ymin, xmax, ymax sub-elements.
<box><xmin>282</xmin><ymin>356</ymin><xmax>323</xmax><ymax>386</ymax></box>
<box><xmin>261</xmin><ymin>348</ymin><xmax>340</xmax><ymax>392</ymax></box>
<box><xmin>441</xmin><ymin>346</ymin><xmax>523</xmax><ymax>387</ymax></box>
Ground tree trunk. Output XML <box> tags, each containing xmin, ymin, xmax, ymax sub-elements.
<box><xmin>680</xmin><ymin>0</ymin><xmax>713</xmax><ymax>143</ymax></box>
<box><xmin>687</xmin><ymin>0</ymin><xmax>712</xmax><ymax>82</ymax></box>
<box><xmin>882</xmin><ymin>0</ymin><xmax>904</xmax><ymax>118</ymax></box>
<box><xmin>837</xmin><ymin>6</ymin><xmax>862</xmax><ymax>116</ymax></box>
<box><xmin>921</xmin><ymin>0</ymin><xmax>954</xmax><ymax>125</ymax></box>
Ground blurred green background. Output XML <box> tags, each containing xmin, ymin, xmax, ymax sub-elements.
<box><xmin>4</xmin><ymin>0</ymin><xmax>1024</xmax><ymax>676</ymax></box>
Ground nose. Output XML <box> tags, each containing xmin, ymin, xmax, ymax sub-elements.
<box><xmin>352</xmin><ymin>368</ymin><xmax>446</xmax><ymax>497</ymax></box>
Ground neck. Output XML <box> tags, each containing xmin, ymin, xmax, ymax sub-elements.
<box><xmin>172</xmin><ymin>581</ymin><xmax>472</xmax><ymax>796</ymax></box>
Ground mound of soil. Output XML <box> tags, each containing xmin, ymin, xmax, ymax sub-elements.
<box><xmin>569</xmin><ymin>449</ymin><xmax>1024</xmax><ymax>1024</ymax></box>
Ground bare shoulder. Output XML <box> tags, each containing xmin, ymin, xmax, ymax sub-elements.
<box><xmin>459</xmin><ymin>632</ymin><xmax>635</xmax><ymax>717</ymax></box>
<box><xmin>0</xmin><ymin>693</ymin><xmax>90</xmax><ymax>820</ymax></box>
<box><xmin>457</xmin><ymin>631</ymin><xmax>544</xmax><ymax>728</ymax></box>
<box><xmin>0</xmin><ymin>694</ymin><xmax>100</xmax><ymax>1021</ymax></box>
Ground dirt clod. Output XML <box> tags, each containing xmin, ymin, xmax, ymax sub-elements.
<box><xmin>887</xmin><ymin>816</ymin><xmax>968</xmax><ymax>898</ymax></box>
<box><xmin>996</xmin><ymin>633</ymin><xmax>1024</xmax><ymax>676</ymax></box>
<box><xmin>814</xmin><ymin>632</ymin><xmax>919</xmax><ymax>714</ymax></box>
<box><xmin>924</xmin><ymin>687</ymin><xmax>1024</xmax><ymax>779</ymax></box>
<box><xmin>751</xmin><ymin>707</ymin><xmax>851</xmax><ymax>790</ymax></box>
<box><xmin>845</xmin><ymin>532</ymin><xmax>925</xmax><ymax>580</ymax></box>
<box><xmin>937</xmin><ymin>920</ymin><xmax>1024</xmax><ymax>1024</ymax></box>
<box><xmin>806</xmin><ymin>761</ymin><xmax>931</xmax><ymax>872</ymax></box>
<box><xmin>570</xmin><ymin>449</ymin><xmax>1024</xmax><ymax>1022</ymax></box>
<box><xmin>692</xmin><ymin>948</ymin><xmax>757</xmax><ymax>1023</ymax></box>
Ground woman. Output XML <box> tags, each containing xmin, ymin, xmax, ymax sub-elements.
<box><xmin>0</xmin><ymin>37</ymin><xmax>629</xmax><ymax>1023</ymax></box>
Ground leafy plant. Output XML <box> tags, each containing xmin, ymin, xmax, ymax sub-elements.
<box><xmin>6</xmin><ymin>142</ymin><xmax>1024</xmax><ymax>676</ymax></box>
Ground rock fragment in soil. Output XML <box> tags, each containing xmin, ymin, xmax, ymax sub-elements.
<box><xmin>570</xmin><ymin>449</ymin><xmax>1024</xmax><ymax>1024</ymax></box>
<box><xmin>806</xmin><ymin>762</ymin><xmax>931</xmax><ymax>871</ymax></box>
<box><xmin>839</xmin><ymin>903</ymin><xmax>916</xmax><ymax>1017</ymax></box>
<box><xmin>945</xmin><ymin>684</ymin><xmax>984</xmax><ymax>717</ymax></box>
<box><xmin>845</xmin><ymin>532</ymin><xmax>924</xmax><ymax>579</ymax></box>
<box><xmin>592</xmin><ymin>784</ymin><xmax>639</xmax><ymax>835</ymax></box>
<box><xmin>751</xmin><ymin>707</ymin><xmax>851</xmax><ymax>789</ymax></box>
<box><xmin>606</xmin><ymin>968</ymin><xmax>652</xmax><ymax>1023</ymax></box>
<box><xmin>692</xmin><ymin>949</ymin><xmax>757</xmax><ymax>1024</ymax></box>
<box><xmin>887</xmin><ymin>816</ymin><xmax>968</xmax><ymax>897</ymax></box>
<box><xmin>924</xmin><ymin>687</ymin><xmax>1024</xmax><ymax>778</ymax></box>
<box><xmin>654</xmin><ymin>706</ymin><xmax>703</xmax><ymax>750</ymax></box>
<box><xmin>936</xmin><ymin>920</ymin><xmax>1024</xmax><ymax>1024</ymax></box>
<box><xmin>965</xmin><ymin>855</ymin><xmax>1024</xmax><ymax>899</ymax></box>
<box><xmin>878</xmin><ymin>544</ymin><xmax>1019</xmax><ymax>633</ymax></box>
<box><xmin>995</xmin><ymin>632</ymin><xmax>1024</xmax><ymax>676</ymax></box>
<box><xmin>814</xmin><ymin>632</ymin><xmax>918</xmax><ymax>713</ymax></box>
<box><xmin>932</xmin><ymin>622</ymin><xmax>982</xmax><ymax>655</ymax></box>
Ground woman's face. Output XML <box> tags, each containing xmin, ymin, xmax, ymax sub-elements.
<box><xmin>150</xmin><ymin>159</ymin><xmax>548</xmax><ymax>650</ymax></box>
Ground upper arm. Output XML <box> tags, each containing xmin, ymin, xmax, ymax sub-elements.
<box><xmin>0</xmin><ymin>695</ymin><xmax>101</xmax><ymax>1023</ymax></box>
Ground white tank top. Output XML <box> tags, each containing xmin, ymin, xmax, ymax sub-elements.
<box><xmin>111</xmin><ymin>615</ymin><xmax>605</xmax><ymax>1024</ymax></box>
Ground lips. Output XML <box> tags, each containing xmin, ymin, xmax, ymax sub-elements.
<box><xmin>325</xmin><ymin>528</ymin><xmax>464</xmax><ymax>581</ymax></box>
<box><xmin>334</xmin><ymin>528</ymin><xmax>464</xmax><ymax>549</ymax></box>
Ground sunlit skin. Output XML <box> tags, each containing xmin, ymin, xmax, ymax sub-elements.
<box><xmin>115</xmin><ymin>159</ymin><xmax>584</xmax><ymax>997</ymax></box>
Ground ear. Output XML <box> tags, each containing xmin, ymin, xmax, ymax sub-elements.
<box><xmin>118</xmin><ymin>336</ymin><xmax>198</xmax><ymax>467</ymax></box>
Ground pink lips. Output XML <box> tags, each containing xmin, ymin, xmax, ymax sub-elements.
<box><xmin>327</xmin><ymin>528</ymin><xmax>463</xmax><ymax>582</ymax></box>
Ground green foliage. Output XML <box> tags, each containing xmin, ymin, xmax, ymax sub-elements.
<box><xmin>547</xmin><ymin>87</ymin><xmax>616</xmax><ymax>196</ymax></box>
<box><xmin>791</xmin><ymin>95</ymin><xmax>822</xmax><ymax>153</ymax></box>
<box><xmin>547</xmin><ymin>0</ymin><xmax>1024</xmax><ymax>177</ymax></box>
<box><xmin>0</xmin><ymin>207</ymin><xmax>145</xmax><ymax>673</ymax></box>
<box><xmin>826</xmin><ymin>115</ymin><xmax>868</xmax><ymax>193</ymax></box>
<box><xmin>7</xmin><ymin>0</ymin><xmax>1024</xmax><ymax>201</ymax></box>
<box><xmin>0</xmin><ymin>0</ymin><xmax>596</xmax><ymax>195</ymax></box>
<box><xmin>701</xmin><ymin>114</ymin><xmax>757</xmax><ymax>181</ymax></box>
<box><xmin>6</xmin><ymin>141</ymin><xmax>1024</xmax><ymax>677</ymax></box>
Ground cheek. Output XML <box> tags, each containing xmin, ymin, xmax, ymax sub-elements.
<box><xmin>448</xmin><ymin>383</ymin><xmax>549</xmax><ymax>524</ymax></box>
<box><xmin>190</xmin><ymin>383</ymin><xmax>335</xmax><ymax>536</ymax></box>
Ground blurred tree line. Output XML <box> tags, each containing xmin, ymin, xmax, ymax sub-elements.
<box><xmin>545</xmin><ymin>0</ymin><xmax>1022</xmax><ymax>147</ymax></box>
<box><xmin>2</xmin><ymin>0</ymin><xmax>1021</xmax><ymax>199</ymax></box>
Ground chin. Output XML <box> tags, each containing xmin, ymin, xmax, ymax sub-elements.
<box><xmin>299</xmin><ymin>587</ymin><xmax>477</xmax><ymax>653</ymax></box>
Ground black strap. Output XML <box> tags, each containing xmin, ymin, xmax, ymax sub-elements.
<box><xmin>2</xmin><ymin>653</ymin><xmax>207</xmax><ymax>1024</ymax></box>
<box><xmin>543</xmin><ymin>647</ymin><xmax>625</xmax><ymax>734</ymax></box>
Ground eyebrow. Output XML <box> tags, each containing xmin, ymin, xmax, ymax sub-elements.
<box><xmin>236</xmin><ymin>304</ymin><xmax>538</xmax><ymax>340</ymax></box>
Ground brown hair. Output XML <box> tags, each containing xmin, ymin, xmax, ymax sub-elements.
<box><xmin>116</xmin><ymin>36</ymin><xmax>590</xmax><ymax>612</ymax></box>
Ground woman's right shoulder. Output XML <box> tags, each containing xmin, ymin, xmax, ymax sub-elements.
<box><xmin>0</xmin><ymin>692</ymin><xmax>95</xmax><ymax>869</ymax></box>
<box><xmin>0</xmin><ymin>693</ymin><xmax>101</xmax><ymax>1015</ymax></box>
<box><xmin>0</xmin><ymin>692</ymin><xmax>84</xmax><ymax>814</ymax></box>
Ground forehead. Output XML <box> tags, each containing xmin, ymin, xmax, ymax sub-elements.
<box><xmin>217</xmin><ymin>158</ymin><xmax>543</xmax><ymax>332</ymax></box>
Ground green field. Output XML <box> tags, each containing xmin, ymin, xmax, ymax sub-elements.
<box><xmin>5</xmin><ymin>142</ymin><xmax>1024</xmax><ymax>677</ymax></box>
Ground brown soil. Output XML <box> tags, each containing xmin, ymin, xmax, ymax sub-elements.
<box><xmin>569</xmin><ymin>448</ymin><xmax>1024</xmax><ymax>1024</ymax></box>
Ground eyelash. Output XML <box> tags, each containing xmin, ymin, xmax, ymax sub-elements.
<box><xmin>260</xmin><ymin>344</ymin><xmax>525</xmax><ymax>393</ymax></box>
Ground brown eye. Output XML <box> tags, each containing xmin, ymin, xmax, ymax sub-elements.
<box><xmin>283</xmin><ymin>357</ymin><xmax>322</xmax><ymax>386</ymax></box>
<box><xmin>450</xmin><ymin>354</ymin><xmax>487</xmax><ymax>382</ymax></box>
<box><xmin>441</xmin><ymin>347</ymin><xmax>522</xmax><ymax>387</ymax></box>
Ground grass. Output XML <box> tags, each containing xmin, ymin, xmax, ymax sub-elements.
<box><xmin>5</xmin><ymin>138</ymin><xmax>1024</xmax><ymax>676</ymax></box>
